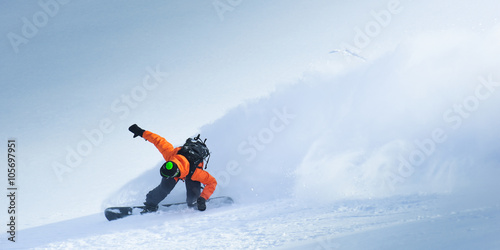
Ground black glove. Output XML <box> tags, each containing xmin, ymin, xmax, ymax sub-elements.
<box><xmin>128</xmin><ymin>124</ymin><xmax>145</xmax><ymax>138</ymax></box>
<box><xmin>197</xmin><ymin>197</ymin><xmax>206</xmax><ymax>211</ymax></box>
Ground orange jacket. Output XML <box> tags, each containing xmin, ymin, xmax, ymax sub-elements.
<box><xmin>143</xmin><ymin>131</ymin><xmax>217</xmax><ymax>200</ymax></box>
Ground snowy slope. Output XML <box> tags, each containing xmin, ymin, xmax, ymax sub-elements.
<box><xmin>5</xmin><ymin>195</ymin><xmax>500</xmax><ymax>249</ymax></box>
<box><xmin>1</xmin><ymin>0</ymin><xmax>500</xmax><ymax>249</ymax></box>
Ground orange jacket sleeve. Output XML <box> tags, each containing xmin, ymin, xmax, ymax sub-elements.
<box><xmin>191</xmin><ymin>169</ymin><xmax>217</xmax><ymax>200</ymax></box>
<box><xmin>143</xmin><ymin>131</ymin><xmax>176</xmax><ymax>161</ymax></box>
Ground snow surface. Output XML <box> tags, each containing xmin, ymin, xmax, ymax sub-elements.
<box><xmin>1</xmin><ymin>0</ymin><xmax>500</xmax><ymax>249</ymax></box>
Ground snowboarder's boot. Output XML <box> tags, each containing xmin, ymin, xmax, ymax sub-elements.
<box><xmin>196</xmin><ymin>197</ymin><xmax>206</xmax><ymax>211</ymax></box>
<box><xmin>140</xmin><ymin>203</ymin><xmax>158</xmax><ymax>214</ymax></box>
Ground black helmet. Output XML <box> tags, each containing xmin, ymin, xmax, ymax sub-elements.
<box><xmin>160</xmin><ymin>161</ymin><xmax>179</xmax><ymax>178</ymax></box>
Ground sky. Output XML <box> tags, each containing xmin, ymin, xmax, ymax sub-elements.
<box><xmin>1</xmin><ymin>0</ymin><xmax>499</xmax><ymax>228</ymax></box>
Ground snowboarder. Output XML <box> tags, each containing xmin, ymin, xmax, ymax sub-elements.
<box><xmin>128</xmin><ymin>124</ymin><xmax>217</xmax><ymax>213</ymax></box>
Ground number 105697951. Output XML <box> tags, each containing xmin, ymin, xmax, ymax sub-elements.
<box><xmin>8</xmin><ymin>139</ymin><xmax>16</xmax><ymax>186</ymax></box>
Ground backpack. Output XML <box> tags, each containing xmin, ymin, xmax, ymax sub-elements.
<box><xmin>177</xmin><ymin>134</ymin><xmax>210</xmax><ymax>174</ymax></box>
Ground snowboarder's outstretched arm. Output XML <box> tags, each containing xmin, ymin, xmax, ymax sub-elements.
<box><xmin>143</xmin><ymin>131</ymin><xmax>177</xmax><ymax>161</ymax></box>
<box><xmin>128</xmin><ymin>124</ymin><xmax>176</xmax><ymax>161</ymax></box>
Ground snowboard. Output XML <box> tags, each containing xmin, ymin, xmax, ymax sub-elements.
<box><xmin>104</xmin><ymin>196</ymin><xmax>234</xmax><ymax>221</ymax></box>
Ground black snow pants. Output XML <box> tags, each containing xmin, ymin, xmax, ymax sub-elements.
<box><xmin>145</xmin><ymin>177</ymin><xmax>201</xmax><ymax>207</ymax></box>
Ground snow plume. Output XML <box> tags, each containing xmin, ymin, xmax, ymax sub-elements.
<box><xmin>199</xmin><ymin>27</ymin><xmax>500</xmax><ymax>204</ymax></box>
<box><xmin>106</xmin><ymin>26</ymin><xmax>500</xmax><ymax>207</ymax></box>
